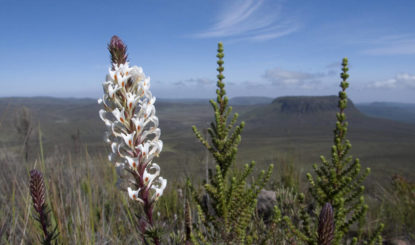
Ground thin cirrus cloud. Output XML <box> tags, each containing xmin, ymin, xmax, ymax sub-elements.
<box><xmin>367</xmin><ymin>73</ymin><xmax>415</xmax><ymax>89</ymax></box>
<box><xmin>325</xmin><ymin>62</ymin><xmax>342</xmax><ymax>76</ymax></box>
<box><xmin>241</xmin><ymin>80</ymin><xmax>267</xmax><ymax>89</ymax></box>
<box><xmin>362</xmin><ymin>34</ymin><xmax>415</xmax><ymax>55</ymax></box>
<box><xmin>262</xmin><ymin>67</ymin><xmax>325</xmax><ymax>89</ymax></box>
<box><xmin>173</xmin><ymin>78</ymin><xmax>216</xmax><ymax>87</ymax></box>
<box><xmin>193</xmin><ymin>0</ymin><xmax>298</xmax><ymax>41</ymax></box>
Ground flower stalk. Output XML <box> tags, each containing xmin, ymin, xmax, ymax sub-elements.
<box><xmin>29</xmin><ymin>169</ymin><xmax>58</xmax><ymax>245</ymax></box>
<box><xmin>318</xmin><ymin>202</ymin><xmax>334</xmax><ymax>245</ymax></box>
<box><xmin>99</xmin><ymin>35</ymin><xmax>166</xmax><ymax>244</ymax></box>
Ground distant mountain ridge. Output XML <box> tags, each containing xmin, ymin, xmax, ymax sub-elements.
<box><xmin>1</xmin><ymin>96</ymin><xmax>414</xmax><ymax>127</ymax></box>
<box><xmin>229</xmin><ymin>96</ymin><xmax>273</xmax><ymax>105</ymax></box>
<box><xmin>239</xmin><ymin>96</ymin><xmax>366</xmax><ymax>138</ymax></box>
<box><xmin>227</xmin><ymin>96</ymin><xmax>415</xmax><ymax>125</ymax></box>
<box><xmin>271</xmin><ymin>96</ymin><xmax>358</xmax><ymax>114</ymax></box>
<box><xmin>356</xmin><ymin>102</ymin><xmax>415</xmax><ymax>124</ymax></box>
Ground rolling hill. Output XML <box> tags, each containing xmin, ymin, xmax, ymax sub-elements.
<box><xmin>0</xmin><ymin>96</ymin><xmax>414</xmax><ymax>185</ymax></box>
<box><xmin>356</xmin><ymin>102</ymin><xmax>415</xmax><ymax>124</ymax></box>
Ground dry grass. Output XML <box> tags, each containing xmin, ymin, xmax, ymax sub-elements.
<box><xmin>0</xmin><ymin>133</ymin><xmax>414</xmax><ymax>244</ymax></box>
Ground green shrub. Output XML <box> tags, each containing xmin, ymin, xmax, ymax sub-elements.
<box><xmin>283</xmin><ymin>58</ymin><xmax>384</xmax><ymax>245</ymax></box>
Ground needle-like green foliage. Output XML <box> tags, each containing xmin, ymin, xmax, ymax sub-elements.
<box><xmin>191</xmin><ymin>42</ymin><xmax>273</xmax><ymax>244</ymax></box>
<box><xmin>283</xmin><ymin>58</ymin><xmax>384</xmax><ymax>245</ymax></box>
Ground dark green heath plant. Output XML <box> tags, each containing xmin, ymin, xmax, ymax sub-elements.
<box><xmin>283</xmin><ymin>58</ymin><xmax>384</xmax><ymax>245</ymax></box>
<box><xmin>190</xmin><ymin>42</ymin><xmax>274</xmax><ymax>244</ymax></box>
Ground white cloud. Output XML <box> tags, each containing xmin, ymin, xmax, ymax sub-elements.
<box><xmin>363</xmin><ymin>35</ymin><xmax>415</xmax><ymax>55</ymax></box>
<box><xmin>193</xmin><ymin>0</ymin><xmax>298</xmax><ymax>41</ymax></box>
<box><xmin>242</xmin><ymin>80</ymin><xmax>267</xmax><ymax>89</ymax></box>
<box><xmin>326</xmin><ymin>61</ymin><xmax>340</xmax><ymax>70</ymax></box>
<box><xmin>325</xmin><ymin>62</ymin><xmax>342</xmax><ymax>76</ymax></box>
<box><xmin>368</xmin><ymin>73</ymin><xmax>415</xmax><ymax>89</ymax></box>
<box><xmin>174</xmin><ymin>78</ymin><xmax>215</xmax><ymax>87</ymax></box>
<box><xmin>263</xmin><ymin>67</ymin><xmax>324</xmax><ymax>89</ymax></box>
<box><xmin>368</xmin><ymin>79</ymin><xmax>398</xmax><ymax>89</ymax></box>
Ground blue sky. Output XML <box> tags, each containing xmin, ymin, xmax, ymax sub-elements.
<box><xmin>1</xmin><ymin>0</ymin><xmax>415</xmax><ymax>103</ymax></box>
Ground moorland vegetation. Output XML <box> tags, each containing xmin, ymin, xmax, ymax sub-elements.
<box><xmin>0</xmin><ymin>37</ymin><xmax>414</xmax><ymax>244</ymax></box>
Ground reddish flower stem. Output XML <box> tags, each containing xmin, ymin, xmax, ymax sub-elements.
<box><xmin>136</xmin><ymin>152</ymin><xmax>160</xmax><ymax>245</ymax></box>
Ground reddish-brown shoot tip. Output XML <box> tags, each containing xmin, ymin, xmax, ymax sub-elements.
<box><xmin>29</xmin><ymin>169</ymin><xmax>46</xmax><ymax>213</ymax></box>
<box><xmin>318</xmin><ymin>202</ymin><xmax>334</xmax><ymax>245</ymax></box>
<box><xmin>108</xmin><ymin>35</ymin><xmax>128</xmax><ymax>67</ymax></box>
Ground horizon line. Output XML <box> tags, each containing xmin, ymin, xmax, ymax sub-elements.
<box><xmin>0</xmin><ymin>95</ymin><xmax>414</xmax><ymax>105</ymax></box>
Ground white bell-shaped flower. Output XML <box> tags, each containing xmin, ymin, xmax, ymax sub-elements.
<box><xmin>132</xmin><ymin>116</ymin><xmax>145</xmax><ymax>135</ymax></box>
<box><xmin>99</xmin><ymin>109</ymin><xmax>112</xmax><ymax>127</ymax></box>
<box><xmin>137</xmin><ymin>76</ymin><xmax>152</xmax><ymax>98</ymax></box>
<box><xmin>109</xmin><ymin>64</ymin><xmax>131</xmax><ymax>88</ymax></box>
<box><xmin>137</xmin><ymin>142</ymin><xmax>150</xmax><ymax>160</ymax></box>
<box><xmin>143</xmin><ymin>163</ymin><xmax>160</xmax><ymax>187</ymax></box>
<box><xmin>112</xmin><ymin>108</ymin><xmax>126</xmax><ymax>124</ymax></box>
<box><xmin>139</xmin><ymin>102</ymin><xmax>155</xmax><ymax>120</ymax></box>
<box><xmin>126</xmin><ymin>92</ymin><xmax>139</xmax><ymax>111</ymax></box>
<box><xmin>108</xmin><ymin>84</ymin><xmax>120</xmax><ymax>99</ymax></box>
<box><xmin>125</xmin><ymin>156</ymin><xmax>140</xmax><ymax>170</ymax></box>
<box><xmin>149</xmin><ymin>140</ymin><xmax>163</xmax><ymax>157</ymax></box>
<box><xmin>149</xmin><ymin>116</ymin><xmax>159</xmax><ymax>128</ymax></box>
<box><xmin>151</xmin><ymin>177</ymin><xmax>167</xmax><ymax>201</ymax></box>
<box><xmin>141</xmin><ymin>128</ymin><xmax>160</xmax><ymax>143</ymax></box>
<box><xmin>142</xmin><ymin>76</ymin><xmax>151</xmax><ymax>91</ymax></box>
<box><xmin>128</xmin><ymin>187</ymin><xmax>144</xmax><ymax>203</ymax></box>
<box><xmin>121</xmin><ymin>131</ymin><xmax>136</xmax><ymax>149</ymax></box>
<box><xmin>130</xmin><ymin>66</ymin><xmax>145</xmax><ymax>83</ymax></box>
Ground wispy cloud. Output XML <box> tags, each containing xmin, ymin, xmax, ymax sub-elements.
<box><xmin>325</xmin><ymin>61</ymin><xmax>341</xmax><ymax>76</ymax></box>
<box><xmin>367</xmin><ymin>73</ymin><xmax>415</xmax><ymax>89</ymax></box>
<box><xmin>362</xmin><ymin>34</ymin><xmax>415</xmax><ymax>55</ymax></box>
<box><xmin>263</xmin><ymin>67</ymin><xmax>324</xmax><ymax>89</ymax></box>
<box><xmin>242</xmin><ymin>80</ymin><xmax>267</xmax><ymax>89</ymax></box>
<box><xmin>174</xmin><ymin>78</ymin><xmax>215</xmax><ymax>87</ymax></box>
<box><xmin>326</xmin><ymin>61</ymin><xmax>341</xmax><ymax>70</ymax></box>
<box><xmin>193</xmin><ymin>0</ymin><xmax>298</xmax><ymax>41</ymax></box>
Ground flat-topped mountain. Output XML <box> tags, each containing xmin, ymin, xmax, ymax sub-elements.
<box><xmin>270</xmin><ymin>96</ymin><xmax>358</xmax><ymax>114</ymax></box>
<box><xmin>241</xmin><ymin>96</ymin><xmax>361</xmax><ymax>125</ymax></box>
<box><xmin>229</xmin><ymin>96</ymin><xmax>274</xmax><ymax>105</ymax></box>
<box><xmin>240</xmin><ymin>96</ymin><xmax>415</xmax><ymax>143</ymax></box>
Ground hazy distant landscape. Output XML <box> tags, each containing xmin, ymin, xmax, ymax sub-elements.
<box><xmin>357</xmin><ymin>102</ymin><xmax>415</xmax><ymax>124</ymax></box>
<box><xmin>1</xmin><ymin>95</ymin><xmax>414</xmax><ymax>185</ymax></box>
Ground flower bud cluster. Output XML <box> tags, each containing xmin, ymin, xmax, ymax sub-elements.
<box><xmin>99</xmin><ymin>36</ymin><xmax>166</xmax><ymax>204</ymax></box>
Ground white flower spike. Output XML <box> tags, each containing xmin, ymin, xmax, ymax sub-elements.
<box><xmin>99</xmin><ymin>35</ymin><xmax>167</xmax><ymax>214</ymax></box>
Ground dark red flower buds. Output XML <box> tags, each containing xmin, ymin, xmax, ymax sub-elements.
<box><xmin>318</xmin><ymin>202</ymin><xmax>334</xmax><ymax>245</ymax></box>
<box><xmin>30</xmin><ymin>169</ymin><xmax>58</xmax><ymax>244</ymax></box>
<box><xmin>108</xmin><ymin>35</ymin><xmax>128</xmax><ymax>67</ymax></box>
<box><xmin>30</xmin><ymin>169</ymin><xmax>46</xmax><ymax>214</ymax></box>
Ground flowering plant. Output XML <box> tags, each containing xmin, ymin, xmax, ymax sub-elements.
<box><xmin>98</xmin><ymin>35</ymin><xmax>166</xmax><ymax>244</ymax></box>
<box><xmin>29</xmin><ymin>169</ymin><xmax>59</xmax><ymax>244</ymax></box>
